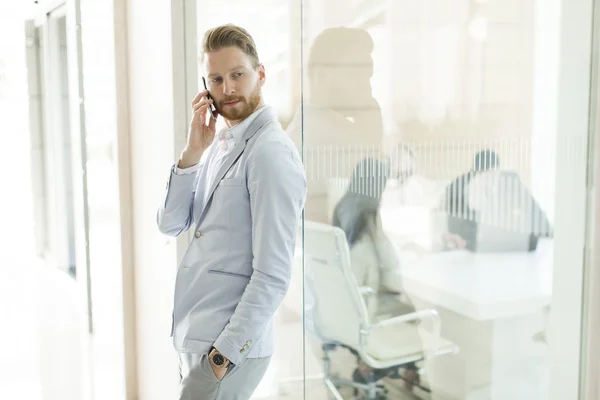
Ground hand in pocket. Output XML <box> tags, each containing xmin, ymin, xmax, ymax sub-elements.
<box><xmin>207</xmin><ymin>348</ymin><xmax>230</xmax><ymax>381</ymax></box>
<box><xmin>209</xmin><ymin>360</ymin><xmax>228</xmax><ymax>380</ymax></box>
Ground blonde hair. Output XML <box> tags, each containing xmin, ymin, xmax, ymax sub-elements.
<box><xmin>201</xmin><ymin>24</ymin><xmax>259</xmax><ymax>67</ymax></box>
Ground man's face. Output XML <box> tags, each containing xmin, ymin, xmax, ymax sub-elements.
<box><xmin>203</xmin><ymin>47</ymin><xmax>265</xmax><ymax>124</ymax></box>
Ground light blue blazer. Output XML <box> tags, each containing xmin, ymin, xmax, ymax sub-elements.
<box><xmin>157</xmin><ymin>106</ymin><xmax>306</xmax><ymax>365</ymax></box>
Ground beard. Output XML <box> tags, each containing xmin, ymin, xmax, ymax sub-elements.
<box><xmin>216</xmin><ymin>84</ymin><xmax>262</xmax><ymax>122</ymax></box>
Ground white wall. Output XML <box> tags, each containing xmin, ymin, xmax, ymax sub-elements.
<box><xmin>125</xmin><ymin>0</ymin><xmax>181</xmax><ymax>398</ymax></box>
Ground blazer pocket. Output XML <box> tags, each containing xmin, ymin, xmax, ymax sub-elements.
<box><xmin>218</xmin><ymin>178</ymin><xmax>243</xmax><ymax>187</ymax></box>
<box><xmin>208</xmin><ymin>269</ymin><xmax>251</xmax><ymax>279</ymax></box>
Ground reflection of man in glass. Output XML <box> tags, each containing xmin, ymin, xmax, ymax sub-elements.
<box><xmin>287</xmin><ymin>27</ymin><xmax>384</xmax><ymax>223</ymax></box>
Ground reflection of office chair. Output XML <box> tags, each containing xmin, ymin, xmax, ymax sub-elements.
<box><xmin>303</xmin><ymin>221</ymin><xmax>458</xmax><ymax>399</ymax></box>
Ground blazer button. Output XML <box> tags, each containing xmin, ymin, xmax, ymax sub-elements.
<box><xmin>194</xmin><ymin>230</ymin><xmax>201</xmax><ymax>238</ymax></box>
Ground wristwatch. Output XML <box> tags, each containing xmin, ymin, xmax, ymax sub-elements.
<box><xmin>210</xmin><ymin>347</ymin><xmax>231</xmax><ymax>368</ymax></box>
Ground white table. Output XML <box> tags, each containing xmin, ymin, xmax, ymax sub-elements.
<box><xmin>389</xmin><ymin>239</ymin><xmax>554</xmax><ymax>321</ymax></box>
<box><xmin>387</xmin><ymin>240</ymin><xmax>554</xmax><ymax>400</ymax></box>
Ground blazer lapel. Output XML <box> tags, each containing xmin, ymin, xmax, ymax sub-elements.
<box><xmin>194</xmin><ymin>106</ymin><xmax>277</xmax><ymax>227</ymax></box>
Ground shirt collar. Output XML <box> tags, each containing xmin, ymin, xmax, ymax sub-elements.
<box><xmin>219</xmin><ymin>105</ymin><xmax>268</xmax><ymax>146</ymax></box>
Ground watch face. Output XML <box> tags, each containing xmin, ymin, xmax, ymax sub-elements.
<box><xmin>212</xmin><ymin>353</ymin><xmax>225</xmax><ymax>366</ymax></box>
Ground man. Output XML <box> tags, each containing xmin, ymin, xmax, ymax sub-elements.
<box><xmin>444</xmin><ymin>149</ymin><xmax>500</xmax><ymax>218</ymax></box>
<box><xmin>444</xmin><ymin>150</ymin><xmax>552</xmax><ymax>250</ymax></box>
<box><xmin>157</xmin><ymin>24</ymin><xmax>306</xmax><ymax>399</ymax></box>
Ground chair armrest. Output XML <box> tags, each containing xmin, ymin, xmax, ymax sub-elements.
<box><xmin>370</xmin><ymin>308</ymin><xmax>440</xmax><ymax>330</ymax></box>
<box><xmin>366</xmin><ymin>309</ymin><xmax>442</xmax><ymax>355</ymax></box>
<box><xmin>358</xmin><ymin>286</ymin><xmax>377</xmax><ymax>296</ymax></box>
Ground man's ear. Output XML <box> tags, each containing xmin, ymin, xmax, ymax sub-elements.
<box><xmin>257</xmin><ymin>63</ymin><xmax>266</xmax><ymax>87</ymax></box>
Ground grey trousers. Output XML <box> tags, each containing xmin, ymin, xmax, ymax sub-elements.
<box><xmin>178</xmin><ymin>352</ymin><xmax>271</xmax><ymax>400</ymax></box>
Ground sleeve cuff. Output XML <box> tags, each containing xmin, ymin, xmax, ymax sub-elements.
<box><xmin>174</xmin><ymin>164</ymin><xmax>199</xmax><ymax>175</ymax></box>
<box><xmin>166</xmin><ymin>163</ymin><xmax>199</xmax><ymax>189</ymax></box>
<box><xmin>213</xmin><ymin>336</ymin><xmax>248</xmax><ymax>366</ymax></box>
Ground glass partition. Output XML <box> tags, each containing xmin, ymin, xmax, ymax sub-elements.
<box><xmin>297</xmin><ymin>1</ymin><xmax>593</xmax><ymax>399</ymax></box>
<box><xmin>190</xmin><ymin>0</ymin><xmax>596</xmax><ymax>398</ymax></box>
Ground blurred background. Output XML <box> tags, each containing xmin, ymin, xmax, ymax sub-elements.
<box><xmin>1</xmin><ymin>0</ymin><xmax>600</xmax><ymax>399</ymax></box>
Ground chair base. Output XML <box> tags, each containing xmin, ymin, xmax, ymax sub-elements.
<box><xmin>321</xmin><ymin>343</ymin><xmax>434</xmax><ymax>399</ymax></box>
<box><xmin>322</xmin><ymin>344</ymin><xmax>388</xmax><ymax>400</ymax></box>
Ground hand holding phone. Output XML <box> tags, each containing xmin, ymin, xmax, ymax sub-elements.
<box><xmin>179</xmin><ymin>85</ymin><xmax>218</xmax><ymax>168</ymax></box>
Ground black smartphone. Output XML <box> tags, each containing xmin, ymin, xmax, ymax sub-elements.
<box><xmin>202</xmin><ymin>76</ymin><xmax>217</xmax><ymax>120</ymax></box>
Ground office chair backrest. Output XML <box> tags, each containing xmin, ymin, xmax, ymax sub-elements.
<box><xmin>303</xmin><ymin>221</ymin><xmax>370</xmax><ymax>349</ymax></box>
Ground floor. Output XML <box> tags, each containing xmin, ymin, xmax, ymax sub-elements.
<box><xmin>0</xmin><ymin>255</ymin><xmax>79</xmax><ymax>400</ymax></box>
